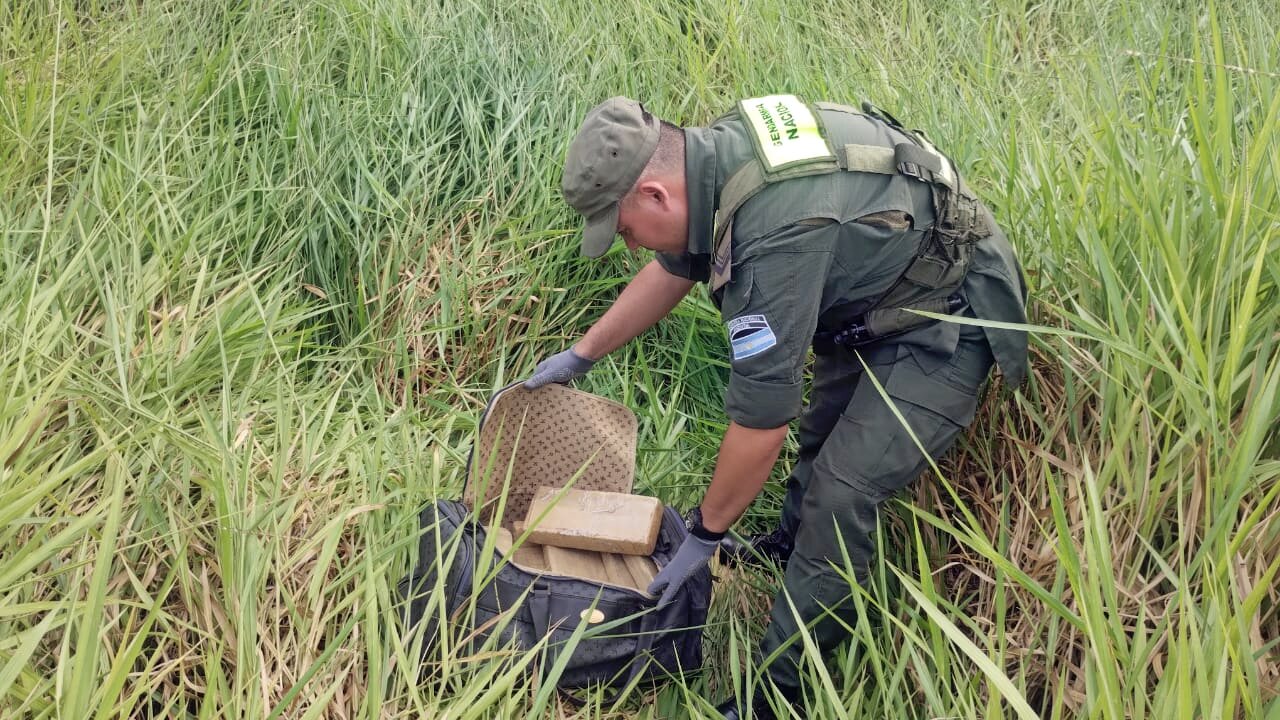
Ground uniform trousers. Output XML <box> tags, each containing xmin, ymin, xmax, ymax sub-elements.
<box><xmin>759</xmin><ymin>322</ymin><xmax>995</xmax><ymax>693</ymax></box>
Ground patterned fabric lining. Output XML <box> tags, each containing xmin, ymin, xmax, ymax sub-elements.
<box><xmin>464</xmin><ymin>384</ymin><xmax>637</xmax><ymax>528</ymax></box>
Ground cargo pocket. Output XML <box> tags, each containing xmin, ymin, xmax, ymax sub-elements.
<box><xmin>828</xmin><ymin>350</ymin><xmax>981</xmax><ymax>496</ymax></box>
<box><xmin>844</xmin><ymin>401</ymin><xmax>959</xmax><ymax>496</ymax></box>
<box><xmin>885</xmin><ymin>356</ymin><xmax>981</xmax><ymax>430</ymax></box>
<box><xmin>919</xmin><ymin>333</ymin><xmax>995</xmax><ymax>397</ymax></box>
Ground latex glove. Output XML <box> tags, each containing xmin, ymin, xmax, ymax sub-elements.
<box><xmin>647</xmin><ymin>533</ymin><xmax>718</xmax><ymax>605</ymax></box>
<box><xmin>523</xmin><ymin>348</ymin><xmax>596</xmax><ymax>389</ymax></box>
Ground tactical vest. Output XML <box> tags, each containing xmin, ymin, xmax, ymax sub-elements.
<box><xmin>712</xmin><ymin>95</ymin><xmax>990</xmax><ymax>349</ymax></box>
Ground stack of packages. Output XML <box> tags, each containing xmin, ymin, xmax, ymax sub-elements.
<box><xmin>495</xmin><ymin>487</ymin><xmax>660</xmax><ymax>592</ymax></box>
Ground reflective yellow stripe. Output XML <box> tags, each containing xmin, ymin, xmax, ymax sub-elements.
<box><xmin>738</xmin><ymin>95</ymin><xmax>832</xmax><ymax>171</ymax></box>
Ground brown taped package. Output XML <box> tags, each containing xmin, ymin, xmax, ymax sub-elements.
<box><xmin>494</xmin><ymin>526</ymin><xmax>548</xmax><ymax>571</ymax></box>
<box><xmin>493</xmin><ymin>526</ymin><xmax>514</xmax><ymax>554</ymax></box>
<box><xmin>545</xmin><ymin>547</ymin><xmax>657</xmax><ymax>592</ymax></box>
<box><xmin>524</xmin><ymin>486</ymin><xmax>663</xmax><ymax>556</ymax></box>
<box><xmin>623</xmin><ymin>554</ymin><xmax>657</xmax><ymax>588</ymax></box>
<box><xmin>545</xmin><ymin>545</ymin><xmax>611</xmax><ymax>584</ymax></box>
<box><xmin>498</xmin><ymin>533</ymin><xmax>657</xmax><ymax>591</ymax></box>
<box><xmin>601</xmin><ymin>553</ymin><xmax>634</xmax><ymax>586</ymax></box>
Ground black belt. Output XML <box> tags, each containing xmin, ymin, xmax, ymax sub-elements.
<box><xmin>812</xmin><ymin>293</ymin><xmax>965</xmax><ymax>354</ymax></box>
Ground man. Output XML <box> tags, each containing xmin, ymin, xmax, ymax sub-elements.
<box><xmin>524</xmin><ymin>96</ymin><xmax>1027</xmax><ymax>718</ymax></box>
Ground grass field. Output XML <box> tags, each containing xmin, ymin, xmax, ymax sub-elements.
<box><xmin>2</xmin><ymin>0</ymin><xmax>1278</xmax><ymax>717</ymax></box>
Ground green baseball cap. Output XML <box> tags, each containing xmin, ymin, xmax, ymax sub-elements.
<box><xmin>561</xmin><ymin>96</ymin><xmax>661</xmax><ymax>257</ymax></box>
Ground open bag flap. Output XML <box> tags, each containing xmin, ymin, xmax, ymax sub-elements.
<box><xmin>463</xmin><ymin>383</ymin><xmax>638</xmax><ymax>528</ymax></box>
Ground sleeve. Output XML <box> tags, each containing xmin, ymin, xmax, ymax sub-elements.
<box><xmin>719</xmin><ymin>225</ymin><xmax>836</xmax><ymax>428</ymax></box>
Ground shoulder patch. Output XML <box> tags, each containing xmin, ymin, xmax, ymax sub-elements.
<box><xmin>727</xmin><ymin>314</ymin><xmax>778</xmax><ymax>360</ymax></box>
<box><xmin>738</xmin><ymin>94</ymin><xmax>834</xmax><ymax>171</ymax></box>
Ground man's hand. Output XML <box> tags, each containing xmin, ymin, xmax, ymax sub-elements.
<box><xmin>523</xmin><ymin>348</ymin><xmax>596</xmax><ymax>389</ymax></box>
<box><xmin>647</xmin><ymin>534</ymin><xmax>718</xmax><ymax>605</ymax></box>
<box><xmin>523</xmin><ymin>260</ymin><xmax>693</xmax><ymax>391</ymax></box>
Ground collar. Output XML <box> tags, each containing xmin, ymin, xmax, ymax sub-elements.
<box><xmin>682</xmin><ymin>126</ymin><xmax>718</xmax><ymax>257</ymax></box>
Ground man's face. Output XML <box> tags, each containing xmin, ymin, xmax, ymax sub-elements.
<box><xmin>615</xmin><ymin>179</ymin><xmax>688</xmax><ymax>255</ymax></box>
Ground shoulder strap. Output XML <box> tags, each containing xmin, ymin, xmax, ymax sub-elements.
<box><xmin>710</xmin><ymin>140</ymin><xmax>946</xmax><ymax>256</ymax></box>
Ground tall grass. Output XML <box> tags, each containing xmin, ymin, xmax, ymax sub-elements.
<box><xmin>1</xmin><ymin>0</ymin><xmax>1276</xmax><ymax>717</ymax></box>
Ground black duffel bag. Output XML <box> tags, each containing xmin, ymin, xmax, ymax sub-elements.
<box><xmin>397</xmin><ymin>384</ymin><xmax>710</xmax><ymax>694</ymax></box>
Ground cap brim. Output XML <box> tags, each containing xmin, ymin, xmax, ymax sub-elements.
<box><xmin>580</xmin><ymin>204</ymin><xmax>620</xmax><ymax>258</ymax></box>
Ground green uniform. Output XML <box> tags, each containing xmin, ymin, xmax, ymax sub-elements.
<box><xmin>657</xmin><ymin>101</ymin><xmax>1028</xmax><ymax>692</ymax></box>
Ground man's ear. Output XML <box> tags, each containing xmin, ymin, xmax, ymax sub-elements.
<box><xmin>637</xmin><ymin>180</ymin><xmax>670</xmax><ymax>208</ymax></box>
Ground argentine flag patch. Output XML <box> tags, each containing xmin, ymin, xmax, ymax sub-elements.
<box><xmin>727</xmin><ymin>314</ymin><xmax>777</xmax><ymax>361</ymax></box>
